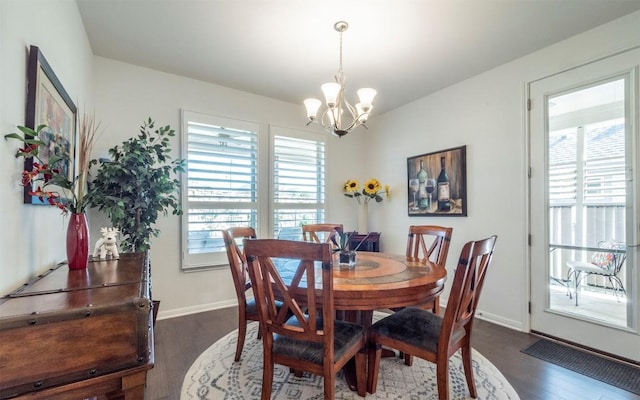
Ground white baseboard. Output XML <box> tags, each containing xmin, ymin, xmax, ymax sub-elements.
<box><xmin>439</xmin><ymin>298</ymin><xmax>524</xmax><ymax>332</ymax></box>
<box><xmin>474</xmin><ymin>309</ymin><xmax>524</xmax><ymax>331</ymax></box>
<box><xmin>156</xmin><ymin>299</ymin><xmax>238</xmax><ymax>321</ymax></box>
<box><xmin>157</xmin><ymin>299</ymin><xmax>525</xmax><ymax>333</ymax></box>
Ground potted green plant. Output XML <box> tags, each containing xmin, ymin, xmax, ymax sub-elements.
<box><xmin>89</xmin><ymin>118</ymin><xmax>184</xmax><ymax>324</ymax></box>
<box><xmin>88</xmin><ymin>118</ymin><xmax>186</xmax><ymax>253</ymax></box>
<box><xmin>332</xmin><ymin>230</ymin><xmax>356</xmax><ymax>268</ymax></box>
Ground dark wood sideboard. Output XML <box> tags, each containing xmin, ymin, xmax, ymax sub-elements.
<box><xmin>0</xmin><ymin>253</ymin><xmax>154</xmax><ymax>400</ymax></box>
<box><xmin>348</xmin><ymin>232</ymin><xmax>381</xmax><ymax>252</ymax></box>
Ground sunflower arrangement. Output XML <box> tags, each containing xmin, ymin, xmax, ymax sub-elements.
<box><xmin>343</xmin><ymin>178</ymin><xmax>390</xmax><ymax>205</ymax></box>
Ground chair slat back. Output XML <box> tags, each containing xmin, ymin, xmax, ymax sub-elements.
<box><xmin>222</xmin><ymin>227</ymin><xmax>257</xmax><ymax>302</ymax></box>
<box><xmin>244</xmin><ymin>239</ymin><xmax>334</xmax><ymax>349</ymax></box>
<box><xmin>440</xmin><ymin>235</ymin><xmax>497</xmax><ymax>346</ymax></box>
<box><xmin>598</xmin><ymin>240</ymin><xmax>627</xmax><ymax>274</ymax></box>
<box><xmin>302</xmin><ymin>223</ymin><xmax>343</xmax><ymax>246</ymax></box>
<box><xmin>406</xmin><ymin>225</ymin><xmax>453</xmax><ymax>266</ymax></box>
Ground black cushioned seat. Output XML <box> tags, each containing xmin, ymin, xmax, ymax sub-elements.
<box><xmin>370</xmin><ymin>307</ymin><xmax>465</xmax><ymax>354</ymax></box>
<box><xmin>274</xmin><ymin>317</ymin><xmax>365</xmax><ymax>364</ymax></box>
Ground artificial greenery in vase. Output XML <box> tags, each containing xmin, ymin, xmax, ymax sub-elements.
<box><xmin>89</xmin><ymin>118</ymin><xmax>186</xmax><ymax>253</ymax></box>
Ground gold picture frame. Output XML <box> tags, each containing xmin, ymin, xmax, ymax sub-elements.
<box><xmin>407</xmin><ymin>145</ymin><xmax>467</xmax><ymax>216</ymax></box>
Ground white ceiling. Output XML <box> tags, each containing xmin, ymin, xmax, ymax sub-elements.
<box><xmin>76</xmin><ymin>0</ymin><xmax>640</xmax><ymax>116</ymax></box>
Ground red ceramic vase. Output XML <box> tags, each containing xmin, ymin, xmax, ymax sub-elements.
<box><xmin>66</xmin><ymin>213</ymin><xmax>90</xmax><ymax>270</ymax></box>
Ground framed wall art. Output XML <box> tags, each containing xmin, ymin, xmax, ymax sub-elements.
<box><xmin>407</xmin><ymin>145</ymin><xmax>467</xmax><ymax>216</ymax></box>
<box><xmin>24</xmin><ymin>45</ymin><xmax>77</xmax><ymax>205</ymax></box>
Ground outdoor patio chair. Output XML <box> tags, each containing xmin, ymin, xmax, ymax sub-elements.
<box><xmin>566</xmin><ymin>240</ymin><xmax>627</xmax><ymax>306</ymax></box>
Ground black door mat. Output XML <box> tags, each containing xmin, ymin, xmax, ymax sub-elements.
<box><xmin>522</xmin><ymin>339</ymin><xmax>640</xmax><ymax>395</ymax></box>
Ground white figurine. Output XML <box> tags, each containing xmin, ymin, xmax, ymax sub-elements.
<box><xmin>93</xmin><ymin>227</ymin><xmax>120</xmax><ymax>259</ymax></box>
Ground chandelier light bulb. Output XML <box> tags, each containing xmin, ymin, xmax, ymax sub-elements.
<box><xmin>356</xmin><ymin>103</ymin><xmax>370</xmax><ymax>123</ymax></box>
<box><xmin>304</xmin><ymin>98</ymin><xmax>322</xmax><ymax>120</ymax></box>
<box><xmin>357</xmin><ymin>88</ymin><xmax>377</xmax><ymax>111</ymax></box>
<box><xmin>321</xmin><ymin>82</ymin><xmax>341</xmax><ymax>108</ymax></box>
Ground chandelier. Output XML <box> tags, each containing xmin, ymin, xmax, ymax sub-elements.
<box><xmin>304</xmin><ymin>21</ymin><xmax>377</xmax><ymax>138</ymax></box>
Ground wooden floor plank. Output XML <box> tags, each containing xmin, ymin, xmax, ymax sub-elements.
<box><xmin>144</xmin><ymin>308</ymin><xmax>640</xmax><ymax>400</ymax></box>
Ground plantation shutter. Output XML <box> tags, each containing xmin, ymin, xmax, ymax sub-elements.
<box><xmin>271</xmin><ymin>127</ymin><xmax>326</xmax><ymax>240</ymax></box>
<box><xmin>182</xmin><ymin>111</ymin><xmax>259</xmax><ymax>270</ymax></box>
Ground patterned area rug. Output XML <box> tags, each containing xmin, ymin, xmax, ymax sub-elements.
<box><xmin>181</xmin><ymin>316</ymin><xmax>520</xmax><ymax>400</ymax></box>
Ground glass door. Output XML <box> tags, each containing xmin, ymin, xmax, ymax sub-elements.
<box><xmin>529</xmin><ymin>49</ymin><xmax>640</xmax><ymax>360</ymax></box>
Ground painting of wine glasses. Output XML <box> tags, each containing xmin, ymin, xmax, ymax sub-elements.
<box><xmin>408</xmin><ymin>178</ymin><xmax>420</xmax><ymax>211</ymax></box>
<box><xmin>407</xmin><ymin>145</ymin><xmax>467</xmax><ymax>216</ymax></box>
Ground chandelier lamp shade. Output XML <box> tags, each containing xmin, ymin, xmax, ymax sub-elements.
<box><xmin>304</xmin><ymin>21</ymin><xmax>377</xmax><ymax>138</ymax></box>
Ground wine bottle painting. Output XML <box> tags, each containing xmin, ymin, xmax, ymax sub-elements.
<box><xmin>406</xmin><ymin>145</ymin><xmax>467</xmax><ymax>216</ymax></box>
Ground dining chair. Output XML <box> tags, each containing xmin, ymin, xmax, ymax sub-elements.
<box><xmin>404</xmin><ymin>225</ymin><xmax>453</xmax><ymax>314</ymax></box>
<box><xmin>367</xmin><ymin>235</ymin><xmax>497</xmax><ymax>399</ymax></box>
<box><xmin>221</xmin><ymin>227</ymin><xmax>260</xmax><ymax>362</ymax></box>
<box><xmin>396</xmin><ymin>225</ymin><xmax>454</xmax><ymax>365</ymax></box>
<box><xmin>244</xmin><ymin>238</ymin><xmax>367</xmax><ymax>399</ymax></box>
<box><xmin>302</xmin><ymin>223</ymin><xmax>343</xmax><ymax>247</ymax></box>
<box><xmin>566</xmin><ymin>240</ymin><xmax>627</xmax><ymax>306</ymax></box>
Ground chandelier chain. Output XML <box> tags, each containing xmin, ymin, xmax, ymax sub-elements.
<box><xmin>338</xmin><ymin>28</ymin><xmax>344</xmax><ymax>77</ymax></box>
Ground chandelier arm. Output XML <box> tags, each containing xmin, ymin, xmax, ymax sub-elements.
<box><xmin>318</xmin><ymin>108</ymin><xmax>337</xmax><ymax>133</ymax></box>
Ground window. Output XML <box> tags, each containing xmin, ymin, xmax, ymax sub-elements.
<box><xmin>547</xmin><ymin>78</ymin><xmax>627</xmax><ymax>248</ymax></box>
<box><xmin>181</xmin><ymin>111</ymin><xmax>259</xmax><ymax>270</ymax></box>
<box><xmin>180</xmin><ymin>113</ymin><xmax>327</xmax><ymax>270</ymax></box>
<box><xmin>271</xmin><ymin>126</ymin><xmax>327</xmax><ymax>239</ymax></box>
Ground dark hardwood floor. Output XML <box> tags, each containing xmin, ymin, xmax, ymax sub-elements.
<box><xmin>145</xmin><ymin>307</ymin><xmax>640</xmax><ymax>400</ymax></box>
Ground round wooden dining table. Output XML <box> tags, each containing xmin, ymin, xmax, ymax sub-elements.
<box><xmin>278</xmin><ymin>251</ymin><xmax>447</xmax><ymax>326</ymax></box>
<box><xmin>276</xmin><ymin>250</ymin><xmax>448</xmax><ymax>391</ymax></box>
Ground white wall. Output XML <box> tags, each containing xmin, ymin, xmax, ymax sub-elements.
<box><xmin>365</xmin><ymin>11</ymin><xmax>640</xmax><ymax>330</ymax></box>
<box><xmin>90</xmin><ymin>57</ymin><xmax>366</xmax><ymax>318</ymax></box>
<box><xmin>0</xmin><ymin>0</ymin><xmax>93</xmax><ymax>295</ymax></box>
<box><xmin>2</xmin><ymin>1</ymin><xmax>638</xmax><ymax>333</ymax></box>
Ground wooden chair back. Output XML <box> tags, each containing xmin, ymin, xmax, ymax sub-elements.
<box><xmin>302</xmin><ymin>223</ymin><xmax>343</xmax><ymax>246</ymax></box>
<box><xmin>245</xmin><ymin>239</ymin><xmax>333</xmax><ymax>352</ymax></box>
<box><xmin>222</xmin><ymin>227</ymin><xmax>259</xmax><ymax>361</ymax></box>
<box><xmin>406</xmin><ymin>225</ymin><xmax>453</xmax><ymax>266</ymax></box>
<box><xmin>244</xmin><ymin>238</ymin><xmax>366</xmax><ymax>398</ymax></box>
<box><xmin>441</xmin><ymin>235</ymin><xmax>497</xmax><ymax>349</ymax></box>
<box><xmin>367</xmin><ymin>235</ymin><xmax>497</xmax><ymax>399</ymax></box>
<box><xmin>222</xmin><ymin>227</ymin><xmax>257</xmax><ymax>303</ymax></box>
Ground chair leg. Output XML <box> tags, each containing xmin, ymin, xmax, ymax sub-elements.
<box><xmin>323</xmin><ymin>371</ymin><xmax>335</xmax><ymax>400</ymax></box>
<box><xmin>573</xmin><ymin>271</ymin><xmax>583</xmax><ymax>306</ymax></box>
<box><xmin>403</xmin><ymin>352</ymin><xmax>413</xmax><ymax>366</ymax></box>
<box><xmin>355</xmin><ymin>349</ymin><xmax>367</xmax><ymax>397</ymax></box>
<box><xmin>436</xmin><ymin>357</ymin><xmax>450</xmax><ymax>400</ymax></box>
<box><xmin>461</xmin><ymin>343</ymin><xmax>477</xmax><ymax>398</ymax></box>
<box><xmin>432</xmin><ymin>297</ymin><xmax>440</xmax><ymax>315</ymax></box>
<box><xmin>261</xmin><ymin>351</ymin><xmax>274</xmax><ymax>400</ymax></box>
<box><xmin>610</xmin><ymin>276</ymin><xmax>626</xmax><ymax>299</ymax></box>
<box><xmin>367</xmin><ymin>343</ymin><xmax>382</xmax><ymax>394</ymax></box>
<box><xmin>235</xmin><ymin>318</ymin><xmax>247</xmax><ymax>362</ymax></box>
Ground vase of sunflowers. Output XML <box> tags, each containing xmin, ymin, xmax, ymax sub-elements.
<box><xmin>343</xmin><ymin>178</ymin><xmax>390</xmax><ymax>233</ymax></box>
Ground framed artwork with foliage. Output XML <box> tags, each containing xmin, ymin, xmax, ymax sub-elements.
<box><xmin>24</xmin><ymin>45</ymin><xmax>77</xmax><ymax>205</ymax></box>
